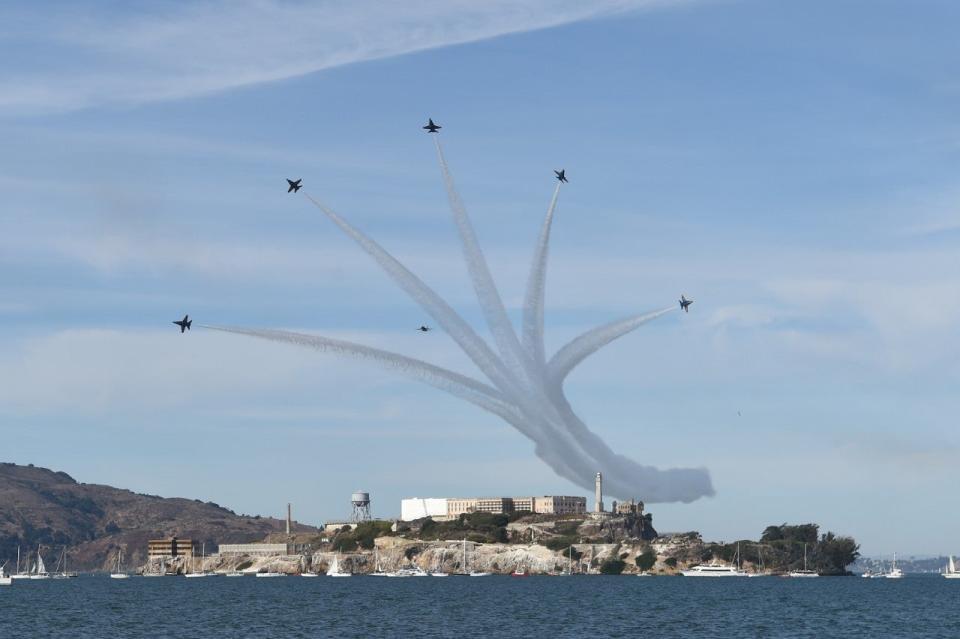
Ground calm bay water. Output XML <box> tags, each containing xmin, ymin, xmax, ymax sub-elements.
<box><xmin>1</xmin><ymin>574</ymin><xmax>958</xmax><ymax>638</ymax></box>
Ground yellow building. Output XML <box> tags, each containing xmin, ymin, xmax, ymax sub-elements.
<box><xmin>147</xmin><ymin>537</ymin><xmax>195</xmax><ymax>559</ymax></box>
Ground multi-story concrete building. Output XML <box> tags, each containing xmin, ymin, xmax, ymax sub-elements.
<box><xmin>534</xmin><ymin>496</ymin><xmax>588</xmax><ymax>515</ymax></box>
<box><xmin>401</xmin><ymin>495</ymin><xmax>587</xmax><ymax>521</ymax></box>
<box><xmin>147</xmin><ymin>537</ymin><xmax>195</xmax><ymax>559</ymax></box>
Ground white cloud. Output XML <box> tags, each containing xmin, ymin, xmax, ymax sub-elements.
<box><xmin>0</xmin><ymin>0</ymin><xmax>693</xmax><ymax>114</ymax></box>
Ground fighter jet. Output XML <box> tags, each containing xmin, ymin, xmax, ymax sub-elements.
<box><xmin>173</xmin><ymin>314</ymin><xmax>192</xmax><ymax>333</ymax></box>
<box><xmin>554</xmin><ymin>169</ymin><xmax>568</xmax><ymax>183</ymax></box>
<box><xmin>679</xmin><ymin>295</ymin><xmax>693</xmax><ymax>313</ymax></box>
<box><xmin>418</xmin><ymin>325</ymin><xmax>431</xmax><ymax>332</ymax></box>
<box><xmin>287</xmin><ymin>178</ymin><xmax>302</xmax><ymax>193</ymax></box>
<box><xmin>423</xmin><ymin>118</ymin><xmax>441</xmax><ymax>133</ymax></box>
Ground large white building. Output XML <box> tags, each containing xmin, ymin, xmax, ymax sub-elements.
<box><xmin>401</xmin><ymin>498</ymin><xmax>450</xmax><ymax>521</ymax></box>
<box><xmin>400</xmin><ymin>495</ymin><xmax>586</xmax><ymax>521</ymax></box>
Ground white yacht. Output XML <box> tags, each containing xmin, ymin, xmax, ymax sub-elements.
<box><xmin>255</xmin><ymin>571</ymin><xmax>285</xmax><ymax>578</ymax></box>
<box><xmin>943</xmin><ymin>556</ymin><xmax>960</xmax><ymax>579</ymax></box>
<box><xmin>0</xmin><ymin>562</ymin><xmax>11</xmax><ymax>586</ymax></box>
<box><xmin>681</xmin><ymin>543</ymin><xmax>748</xmax><ymax>577</ymax></box>
<box><xmin>787</xmin><ymin>543</ymin><xmax>819</xmax><ymax>578</ymax></box>
<box><xmin>110</xmin><ymin>549</ymin><xmax>130</xmax><ymax>579</ymax></box>
<box><xmin>681</xmin><ymin>562</ymin><xmax>749</xmax><ymax>577</ymax></box>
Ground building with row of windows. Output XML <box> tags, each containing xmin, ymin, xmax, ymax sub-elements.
<box><xmin>401</xmin><ymin>495</ymin><xmax>587</xmax><ymax>521</ymax></box>
<box><xmin>147</xmin><ymin>537</ymin><xmax>195</xmax><ymax>559</ymax></box>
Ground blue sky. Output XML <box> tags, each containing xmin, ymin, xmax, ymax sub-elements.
<box><xmin>2</xmin><ymin>0</ymin><xmax>959</xmax><ymax>556</ymax></box>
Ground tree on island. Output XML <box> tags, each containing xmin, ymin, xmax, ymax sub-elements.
<box><xmin>635</xmin><ymin>550</ymin><xmax>657</xmax><ymax>572</ymax></box>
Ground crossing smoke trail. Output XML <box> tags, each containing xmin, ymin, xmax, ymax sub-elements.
<box><xmin>522</xmin><ymin>181</ymin><xmax>562</xmax><ymax>370</ymax></box>
<box><xmin>216</xmin><ymin>135</ymin><xmax>714</xmax><ymax>503</ymax></box>
<box><xmin>548</xmin><ymin>307</ymin><xmax>676</xmax><ymax>387</ymax></box>
<box><xmin>433</xmin><ymin>136</ymin><xmax>535</xmax><ymax>385</ymax></box>
<box><xmin>201</xmin><ymin>325</ymin><xmax>532</xmax><ymax>434</ymax></box>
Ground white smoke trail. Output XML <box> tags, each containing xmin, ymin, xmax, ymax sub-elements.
<box><xmin>432</xmin><ymin>136</ymin><xmax>535</xmax><ymax>385</ymax></box>
<box><xmin>547</xmin><ymin>307</ymin><xmax>676</xmax><ymax>386</ymax></box>
<box><xmin>202</xmin><ymin>325</ymin><xmax>528</xmax><ymax>431</ymax></box>
<box><xmin>224</xmin><ymin>150</ymin><xmax>715</xmax><ymax>503</ymax></box>
<box><xmin>548</xmin><ymin>386</ymin><xmax>714</xmax><ymax>502</ymax></box>
<box><xmin>522</xmin><ymin>181</ymin><xmax>562</xmax><ymax>368</ymax></box>
<box><xmin>302</xmin><ymin>194</ymin><xmax>518</xmax><ymax>396</ymax></box>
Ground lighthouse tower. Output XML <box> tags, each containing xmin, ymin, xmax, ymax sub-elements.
<box><xmin>594</xmin><ymin>472</ymin><xmax>604</xmax><ymax>513</ymax></box>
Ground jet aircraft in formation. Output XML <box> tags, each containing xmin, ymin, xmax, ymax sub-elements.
<box><xmin>423</xmin><ymin>118</ymin><xmax>441</xmax><ymax>133</ymax></box>
<box><xmin>679</xmin><ymin>295</ymin><xmax>693</xmax><ymax>313</ymax></box>
<box><xmin>554</xmin><ymin>169</ymin><xmax>568</xmax><ymax>183</ymax></box>
<box><xmin>418</xmin><ymin>325</ymin><xmax>432</xmax><ymax>332</ymax></box>
<box><xmin>173</xmin><ymin>315</ymin><xmax>192</xmax><ymax>333</ymax></box>
<box><xmin>287</xmin><ymin>178</ymin><xmax>302</xmax><ymax>193</ymax></box>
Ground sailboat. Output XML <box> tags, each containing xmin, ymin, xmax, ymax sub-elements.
<box><xmin>563</xmin><ymin>546</ymin><xmax>575</xmax><ymax>576</ymax></box>
<box><xmin>184</xmin><ymin>543</ymin><xmax>211</xmax><ymax>578</ymax></box>
<box><xmin>430</xmin><ymin>548</ymin><xmax>450</xmax><ymax>577</ymax></box>
<box><xmin>327</xmin><ymin>554</ymin><xmax>352</xmax><ymax>577</ymax></box>
<box><xmin>30</xmin><ymin>545</ymin><xmax>51</xmax><ymax>579</ymax></box>
<box><xmin>370</xmin><ymin>547</ymin><xmax>388</xmax><ymax>577</ymax></box>
<box><xmin>882</xmin><ymin>553</ymin><xmax>903</xmax><ymax>579</ymax></box>
<box><xmin>943</xmin><ymin>556</ymin><xmax>960</xmax><ymax>579</ymax></box>
<box><xmin>747</xmin><ymin>545</ymin><xmax>772</xmax><ymax>577</ymax></box>
<box><xmin>11</xmin><ymin>547</ymin><xmax>30</xmax><ymax>581</ymax></box>
<box><xmin>463</xmin><ymin>538</ymin><xmax>489</xmax><ymax>577</ymax></box>
<box><xmin>787</xmin><ymin>543</ymin><xmax>819</xmax><ymax>578</ymax></box>
<box><xmin>943</xmin><ymin>555</ymin><xmax>959</xmax><ymax>578</ymax></box>
<box><xmin>52</xmin><ymin>547</ymin><xmax>78</xmax><ymax>579</ymax></box>
<box><xmin>110</xmin><ymin>549</ymin><xmax>130</xmax><ymax>579</ymax></box>
<box><xmin>300</xmin><ymin>557</ymin><xmax>319</xmax><ymax>577</ymax></box>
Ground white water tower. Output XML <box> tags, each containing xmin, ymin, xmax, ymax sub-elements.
<box><xmin>351</xmin><ymin>491</ymin><xmax>371</xmax><ymax>522</ymax></box>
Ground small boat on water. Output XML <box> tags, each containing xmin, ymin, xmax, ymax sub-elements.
<box><xmin>110</xmin><ymin>549</ymin><xmax>130</xmax><ymax>579</ymax></box>
<box><xmin>224</xmin><ymin>571</ymin><xmax>245</xmax><ymax>577</ymax></box>
<box><xmin>386</xmin><ymin>566</ymin><xmax>428</xmax><ymax>577</ymax></box>
<box><xmin>469</xmin><ymin>571</ymin><xmax>491</xmax><ymax>577</ymax></box>
<box><xmin>683</xmin><ymin>542</ymin><xmax>749</xmax><ymax>577</ymax></box>
<box><xmin>748</xmin><ymin>545</ymin><xmax>773</xmax><ymax>577</ymax></box>
<box><xmin>370</xmin><ymin>548</ymin><xmax>388</xmax><ymax>577</ymax></box>
<box><xmin>510</xmin><ymin>567</ymin><xmax>529</xmax><ymax>578</ymax></box>
<box><xmin>0</xmin><ymin>562</ymin><xmax>12</xmax><ymax>586</ymax></box>
<box><xmin>52</xmin><ymin>547</ymin><xmax>78</xmax><ymax>579</ymax></box>
<box><xmin>327</xmin><ymin>555</ymin><xmax>352</xmax><ymax>577</ymax></box>
<box><xmin>681</xmin><ymin>562</ymin><xmax>748</xmax><ymax>577</ymax></box>
<box><xmin>882</xmin><ymin>553</ymin><xmax>903</xmax><ymax>579</ymax></box>
<box><xmin>184</xmin><ymin>543</ymin><xmax>213</xmax><ymax>578</ymax></box>
<box><xmin>10</xmin><ymin>547</ymin><xmax>30</xmax><ymax>581</ymax></box>
<box><xmin>30</xmin><ymin>545</ymin><xmax>51</xmax><ymax>580</ymax></box>
<box><xmin>943</xmin><ymin>556</ymin><xmax>960</xmax><ymax>579</ymax></box>
<box><xmin>256</xmin><ymin>571</ymin><xmax>285</xmax><ymax>578</ymax></box>
<box><xmin>786</xmin><ymin>543</ymin><xmax>819</xmax><ymax>578</ymax></box>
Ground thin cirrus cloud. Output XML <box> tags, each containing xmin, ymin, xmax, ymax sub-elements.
<box><xmin>0</xmin><ymin>0</ymin><xmax>694</xmax><ymax>114</ymax></box>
